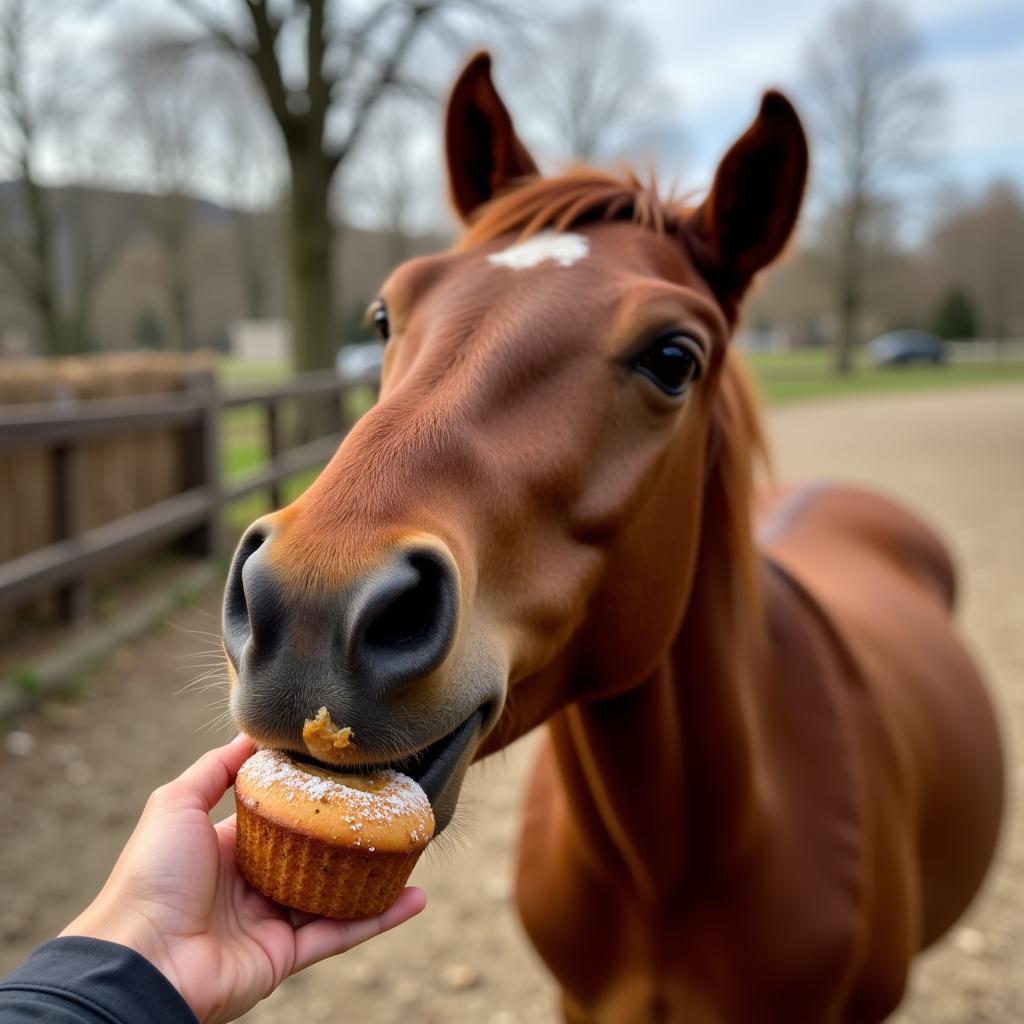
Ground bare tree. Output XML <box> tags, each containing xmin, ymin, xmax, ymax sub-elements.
<box><xmin>116</xmin><ymin>43</ymin><xmax>211</xmax><ymax>351</ymax></box>
<box><xmin>517</xmin><ymin>3</ymin><xmax>673</xmax><ymax>163</ymax></box>
<box><xmin>0</xmin><ymin>0</ymin><xmax>64</xmax><ymax>354</ymax></box>
<box><xmin>55</xmin><ymin>185</ymin><xmax>133</xmax><ymax>352</ymax></box>
<box><xmin>213</xmin><ymin>69</ymin><xmax>287</xmax><ymax>320</ymax></box>
<box><xmin>0</xmin><ymin>4</ymin><xmax>134</xmax><ymax>355</ymax></box>
<box><xmin>163</xmin><ymin>0</ymin><xmax>520</xmax><ymax>376</ymax></box>
<box><xmin>803</xmin><ymin>0</ymin><xmax>943</xmax><ymax>373</ymax></box>
<box><xmin>340</xmin><ymin>99</ymin><xmax>437</xmax><ymax>270</ymax></box>
<box><xmin>742</xmin><ymin>179</ymin><xmax>1024</xmax><ymax>345</ymax></box>
<box><xmin>929</xmin><ymin>180</ymin><xmax>1024</xmax><ymax>341</ymax></box>
<box><xmin>49</xmin><ymin>108</ymin><xmax>136</xmax><ymax>352</ymax></box>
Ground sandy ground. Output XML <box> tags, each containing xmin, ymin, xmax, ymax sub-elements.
<box><xmin>1</xmin><ymin>383</ymin><xmax>1021</xmax><ymax>1022</ymax></box>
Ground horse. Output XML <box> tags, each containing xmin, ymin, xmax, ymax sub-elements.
<box><xmin>223</xmin><ymin>52</ymin><xmax>1004</xmax><ymax>1022</ymax></box>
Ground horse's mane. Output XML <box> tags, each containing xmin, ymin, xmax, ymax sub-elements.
<box><xmin>709</xmin><ymin>348</ymin><xmax>768</xmax><ymax>618</ymax></box>
<box><xmin>461</xmin><ymin>170</ymin><xmax>768</xmax><ymax>615</ymax></box>
<box><xmin>458</xmin><ymin>170</ymin><xmax>682</xmax><ymax>248</ymax></box>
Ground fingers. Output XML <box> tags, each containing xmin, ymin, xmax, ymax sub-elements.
<box><xmin>287</xmin><ymin>909</ymin><xmax>321</xmax><ymax>930</ymax></box>
<box><xmin>215</xmin><ymin>813</ymin><xmax>238</xmax><ymax>833</ymax></box>
<box><xmin>157</xmin><ymin>734</ymin><xmax>256</xmax><ymax>814</ymax></box>
<box><xmin>291</xmin><ymin>887</ymin><xmax>427</xmax><ymax>975</ymax></box>
<box><xmin>215</xmin><ymin>814</ymin><xmax>238</xmax><ymax>850</ymax></box>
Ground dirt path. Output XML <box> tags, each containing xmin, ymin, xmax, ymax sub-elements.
<box><xmin>2</xmin><ymin>384</ymin><xmax>1021</xmax><ymax>1022</ymax></box>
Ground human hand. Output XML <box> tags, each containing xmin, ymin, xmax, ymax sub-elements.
<box><xmin>61</xmin><ymin>734</ymin><xmax>426</xmax><ymax>1023</ymax></box>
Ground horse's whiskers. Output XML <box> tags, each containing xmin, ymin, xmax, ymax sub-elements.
<box><xmin>195</xmin><ymin>707</ymin><xmax>236</xmax><ymax>738</ymax></box>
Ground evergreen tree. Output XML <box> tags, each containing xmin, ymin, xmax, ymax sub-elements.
<box><xmin>932</xmin><ymin>288</ymin><xmax>977</xmax><ymax>339</ymax></box>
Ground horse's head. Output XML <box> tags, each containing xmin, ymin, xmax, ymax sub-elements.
<box><xmin>225</xmin><ymin>53</ymin><xmax>807</xmax><ymax>830</ymax></box>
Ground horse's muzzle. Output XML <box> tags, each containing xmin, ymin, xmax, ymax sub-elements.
<box><xmin>225</xmin><ymin>528</ymin><xmax>458</xmax><ymax>700</ymax></box>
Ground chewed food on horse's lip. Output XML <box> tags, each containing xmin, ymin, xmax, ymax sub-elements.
<box><xmin>285</xmin><ymin>707</ymin><xmax>485</xmax><ymax>812</ymax></box>
<box><xmin>302</xmin><ymin>706</ymin><xmax>356</xmax><ymax>764</ymax></box>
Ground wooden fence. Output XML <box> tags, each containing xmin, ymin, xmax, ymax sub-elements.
<box><xmin>0</xmin><ymin>365</ymin><xmax>380</xmax><ymax>626</ymax></box>
<box><xmin>0</xmin><ymin>354</ymin><xmax>213</xmax><ymax>579</ymax></box>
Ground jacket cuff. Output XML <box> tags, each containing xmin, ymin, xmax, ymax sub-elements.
<box><xmin>0</xmin><ymin>936</ymin><xmax>198</xmax><ymax>1023</ymax></box>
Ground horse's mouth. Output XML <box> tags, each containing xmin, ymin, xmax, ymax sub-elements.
<box><xmin>291</xmin><ymin>706</ymin><xmax>486</xmax><ymax>828</ymax></box>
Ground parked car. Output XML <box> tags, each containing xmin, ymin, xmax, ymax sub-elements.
<box><xmin>336</xmin><ymin>341</ymin><xmax>384</xmax><ymax>379</ymax></box>
<box><xmin>867</xmin><ymin>331</ymin><xmax>947</xmax><ymax>367</ymax></box>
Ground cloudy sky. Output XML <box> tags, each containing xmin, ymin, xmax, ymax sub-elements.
<box><xmin>629</xmin><ymin>0</ymin><xmax>1024</xmax><ymax>192</ymax></box>
<box><xmin>33</xmin><ymin>0</ymin><xmax>1021</xmax><ymax>228</ymax></box>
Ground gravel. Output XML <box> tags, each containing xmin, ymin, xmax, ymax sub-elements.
<box><xmin>1</xmin><ymin>384</ymin><xmax>1020</xmax><ymax>1022</ymax></box>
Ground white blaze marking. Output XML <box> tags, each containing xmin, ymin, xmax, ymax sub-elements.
<box><xmin>487</xmin><ymin>230</ymin><xmax>590</xmax><ymax>270</ymax></box>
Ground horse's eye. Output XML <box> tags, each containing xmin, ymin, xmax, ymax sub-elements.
<box><xmin>632</xmin><ymin>336</ymin><xmax>702</xmax><ymax>395</ymax></box>
<box><xmin>370</xmin><ymin>300</ymin><xmax>390</xmax><ymax>343</ymax></box>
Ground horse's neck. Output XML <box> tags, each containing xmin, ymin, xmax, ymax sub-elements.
<box><xmin>549</xmin><ymin>499</ymin><xmax>770</xmax><ymax>904</ymax></box>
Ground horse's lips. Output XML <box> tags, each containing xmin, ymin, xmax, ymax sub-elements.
<box><xmin>414</xmin><ymin>708</ymin><xmax>484</xmax><ymax>808</ymax></box>
<box><xmin>290</xmin><ymin>707</ymin><xmax>484</xmax><ymax>818</ymax></box>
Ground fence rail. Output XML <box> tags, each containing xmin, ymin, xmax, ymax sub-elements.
<box><xmin>0</xmin><ymin>367</ymin><xmax>380</xmax><ymax>623</ymax></box>
<box><xmin>0</xmin><ymin>394</ymin><xmax>208</xmax><ymax>450</ymax></box>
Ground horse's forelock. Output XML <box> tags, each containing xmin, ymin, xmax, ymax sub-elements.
<box><xmin>457</xmin><ymin>170</ymin><xmax>689</xmax><ymax>249</ymax></box>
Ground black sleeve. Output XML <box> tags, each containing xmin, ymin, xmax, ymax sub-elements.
<box><xmin>0</xmin><ymin>937</ymin><xmax>198</xmax><ymax>1023</ymax></box>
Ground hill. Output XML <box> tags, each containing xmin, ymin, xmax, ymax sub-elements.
<box><xmin>0</xmin><ymin>180</ymin><xmax>449</xmax><ymax>355</ymax></box>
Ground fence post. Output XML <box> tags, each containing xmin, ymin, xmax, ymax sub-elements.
<box><xmin>266</xmin><ymin>398</ymin><xmax>283</xmax><ymax>510</ymax></box>
<box><xmin>182</xmin><ymin>369</ymin><xmax>225</xmax><ymax>557</ymax></box>
<box><xmin>326</xmin><ymin>386</ymin><xmax>343</xmax><ymax>437</ymax></box>
<box><xmin>52</xmin><ymin>442</ymin><xmax>89</xmax><ymax>623</ymax></box>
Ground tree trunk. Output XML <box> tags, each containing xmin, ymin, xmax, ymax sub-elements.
<box><xmin>233</xmin><ymin>209</ymin><xmax>272</xmax><ymax>319</ymax></box>
<box><xmin>834</xmin><ymin>282</ymin><xmax>858</xmax><ymax>375</ymax></box>
<box><xmin>65</xmin><ymin>300</ymin><xmax>93</xmax><ymax>354</ymax></box>
<box><xmin>21</xmin><ymin>173</ymin><xmax>62</xmax><ymax>355</ymax></box>
<box><xmin>168</xmin><ymin>250</ymin><xmax>191</xmax><ymax>351</ymax></box>
<box><xmin>151</xmin><ymin>193</ymin><xmax>192</xmax><ymax>351</ymax></box>
<box><xmin>66</xmin><ymin>215</ymin><xmax>95</xmax><ymax>354</ymax></box>
<box><xmin>287</xmin><ymin>147</ymin><xmax>335</xmax><ymax>374</ymax></box>
<box><xmin>832</xmin><ymin>196</ymin><xmax>864</xmax><ymax>376</ymax></box>
<box><xmin>159</xmin><ymin>222</ymin><xmax>190</xmax><ymax>351</ymax></box>
<box><xmin>387</xmin><ymin>228</ymin><xmax>409</xmax><ymax>273</ymax></box>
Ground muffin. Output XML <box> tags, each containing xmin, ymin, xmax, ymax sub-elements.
<box><xmin>234</xmin><ymin>748</ymin><xmax>434</xmax><ymax>919</ymax></box>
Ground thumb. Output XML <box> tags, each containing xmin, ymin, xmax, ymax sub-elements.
<box><xmin>164</xmin><ymin>734</ymin><xmax>255</xmax><ymax>813</ymax></box>
<box><xmin>291</xmin><ymin>887</ymin><xmax>427</xmax><ymax>975</ymax></box>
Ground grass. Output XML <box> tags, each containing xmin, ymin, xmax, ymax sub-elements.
<box><xmin>225</xmin><ymin>469</ymin><xmax>321</xmax><ymax>536</ymax></box>
<box><xmin>217</xmin><ymin>356</ymin><xmax>290</xmax><ymax>387</ymax></box>
<box><xmin>744</xmin><ymin>349</ymin><xmax>1024</xmax><ymax>404</ymax></box>
<box><xmin>216</xmin><ymin>351</ymin><xmax>1024</xmax><ymax>534</ymax></box>
<box><xmin>11</xmin><ymin>667</ymin><xmax>40</xmax><ymax>695</ymax></box>
<box><xmin>218</xmin><ymin>357</ymin><xmax>377</xmax><ymax>536</ymax></box>
<box><xmin>219</xmin><ymin>357</ymin><xmax>290</xmax><ymax>502</ymax></box>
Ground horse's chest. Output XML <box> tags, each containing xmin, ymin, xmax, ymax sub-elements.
<box><xmin>538</xmin><ymin>908</ymin><xmax>858</xmax><ymax>1023</ymax></box>
<box><xmin>517</xmin><ymin>832</ymin><xmax>865</xmax><ymax>1023</ymax></box>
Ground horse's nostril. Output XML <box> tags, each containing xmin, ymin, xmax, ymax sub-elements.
<box><xmin>226</xmin><ymin>530</ymin><xmax>267</xmax><ymax>622</ymax></box>
<box><xmin>364</xmin><ymin>555</ymin><xmax>445</xmax><ymax>651</ymax></box>
<box><xmin>223</xmin><ymin>527</ymin><xmax>282</xmax><ymax>669</ymax></box>
<box><xmin>353</xmin><ymin>548</ymin><xmax>458</xmax><ymax>694</ymax></box>
<box><xmin>225</xmin><ymin>535</ymin><xmax>458</xmax><ymax>696</ymax></box>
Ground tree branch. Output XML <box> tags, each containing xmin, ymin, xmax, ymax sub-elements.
<box><xmin>386</xmin><ymin>74</ymin><xmax>438</xmax><ymax>106</ymax></box>
<box><xmin>306</xmin><ymin>0</ymin><xmax>330</xmax><ymax>132</ymax></box>
<box><xmin>241</xmin><ymin>0</ymin><xmax>294</xmax><ymax>137</ymax></box>
<box><xmin>330</xmin><ymin>1</ymin><xmax>434</xmax><ymax>169</ymax></box>
<box><xmin>0</xmin><ymin>229</ymin><xmax>39</xmax><ymax>293</ymax></box>
<box><xmin>168</xmin><ymin>0</ymin><xmax>246</xmax><ymax>52</ymax></box>
<box><xmin>331</xmin><ymin>0</ymin><xmax>401</xmax><ymax>76</ymax></box>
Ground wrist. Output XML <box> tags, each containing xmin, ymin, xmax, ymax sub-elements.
<box><xmin>61</xmin><ymin>901</ymin><xmax>184</xmax><ymax>998</ymax></box>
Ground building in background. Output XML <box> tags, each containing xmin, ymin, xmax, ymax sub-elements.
<box><xmin>228</xmin><ymin>319</ymin><xmax>291</xmax><ymax>365</ymax></box>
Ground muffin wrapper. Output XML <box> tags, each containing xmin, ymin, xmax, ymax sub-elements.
<box><xmin>235</xmin><ymin>795</ymin><xmax>424</xmax><ymax>919</ymax></box>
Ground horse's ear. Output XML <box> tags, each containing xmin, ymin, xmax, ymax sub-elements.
<box><xmin>687</xmin><ymin>91</ymin><xmax>808</xmax><ymax>308</ymax></box>
<box><xmin>445</xmin><ymin>51</ymin><xmax>539</xmax><ymax>223</ymax></box>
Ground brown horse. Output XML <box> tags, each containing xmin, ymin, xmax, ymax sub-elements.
<box><xmin>224</xmin><ymin>53</ymin><xmax>1004</xmax><ymax>1022</ymax></box>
